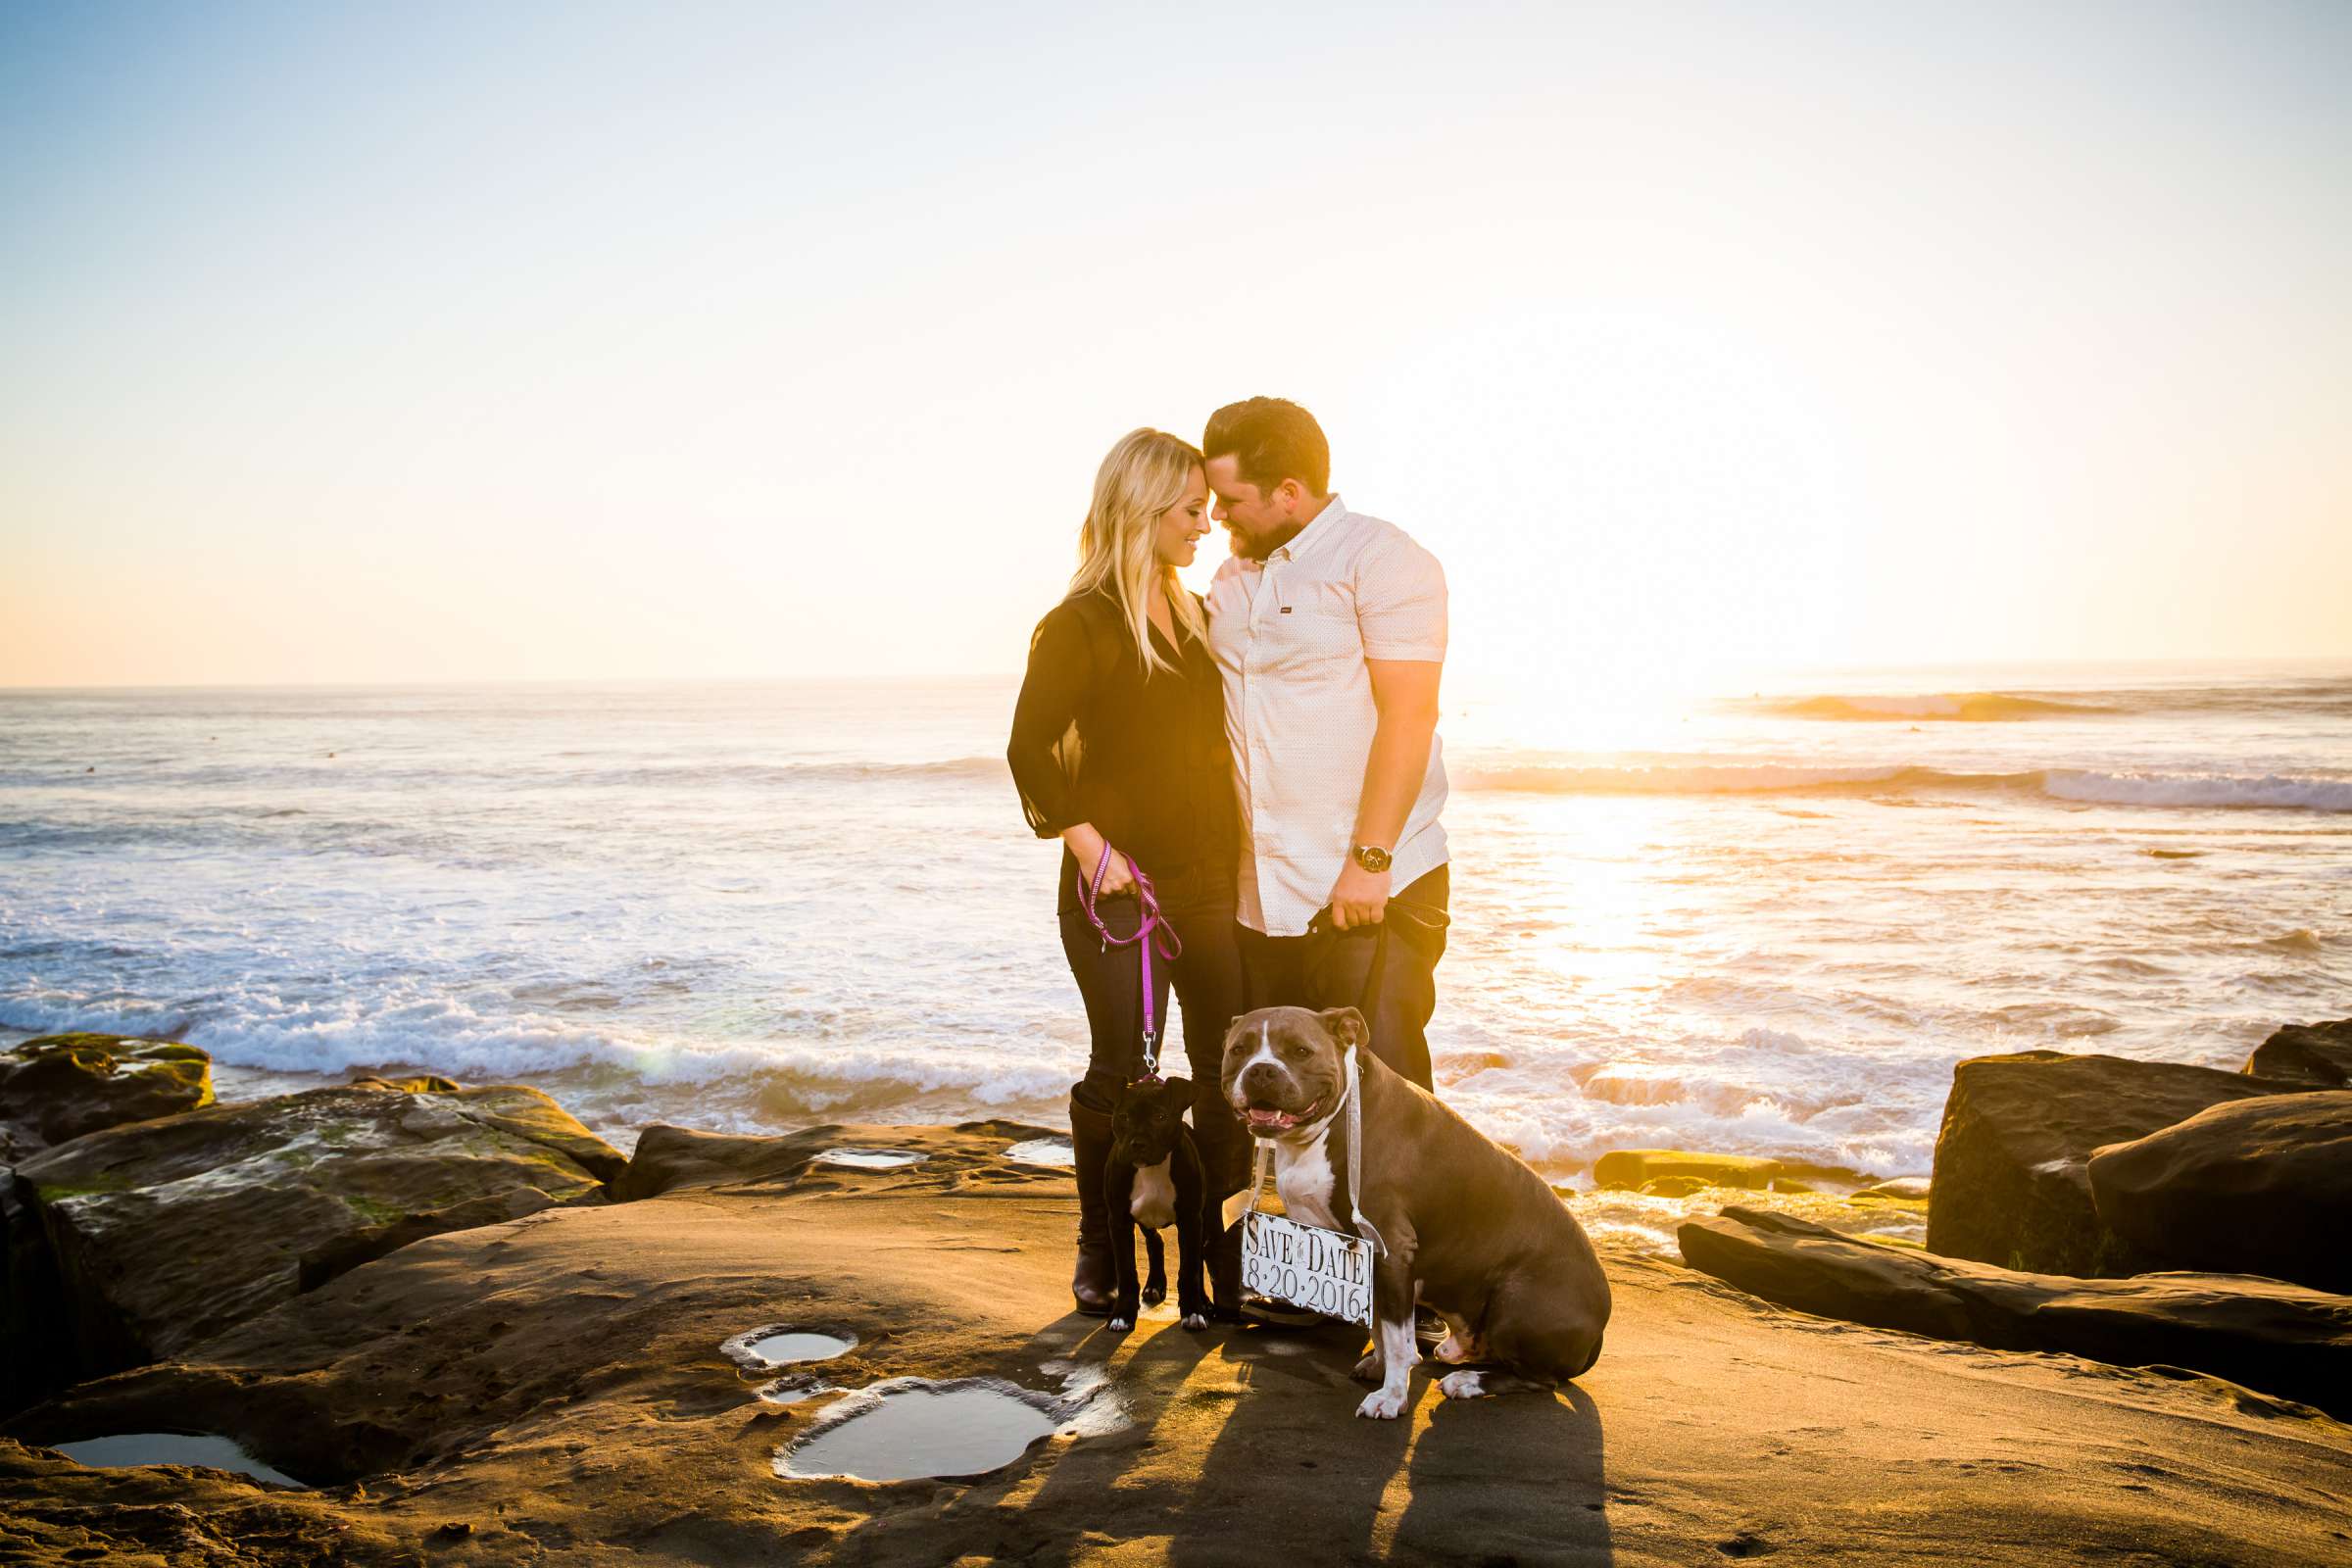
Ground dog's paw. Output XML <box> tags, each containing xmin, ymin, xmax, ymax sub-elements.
<box><xmin>1355</xmin><ymin>1385</ymin><xmax>1409</xmax><ymax>1420</ymax></box>
<box><xmin>1142</xmin><ymin>1285</ymin><xmax>1166</xmax><ymax>1306</ymax></box>
<box><xmin>1107</xmin><ymin>1316</ymin><xmax>1133</xmax><ymax>1334</ymax></box>
<box><xmin>1437</xmin><ymin>1369</ymin><xmax>1489</xmax><ymax>1400</ymax></box>
<box><xmin>1351</xmin><ymin>1350</ymin><xmax>1384</xmax><ymax>1383</ymax></box>
<box><xmin>1181</xmin><ymin>1312</ymin><xmax>1208</xmax><ymax>1331</ymax></box>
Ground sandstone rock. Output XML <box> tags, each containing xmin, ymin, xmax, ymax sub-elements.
<box><xmin>1640</xmin><ymin>1176</ymin><xmax>1711</xmax><ymax>1199</ymax></box>
<box><xmin>0</xmin><ymin>1035</ymin><xmax>214</xmax><ymax>1161</ymax></box>
<box><xmin>2088</xmin><ymin>1093</ymin><xmax>2352</xmax><ymax>1294</ymax></box>
<box><xmin>612</xmin><ymin>1123</ymin><xmax>845</xmax><ymax>1200</ymax></box>
<box><xmin>11</xmin><ymin>1133</ymin><xmax>2352</xmax><ymax>1566</ymax></box>
<box><xmin>1926</xmin><ymin>1051</ymin><xmax>2297</xmax><ymax>1275</ymax></box>
<box><xmin>347</xmin><ymin>1073</ymin><xmax>465</xmax><ymax>1095</ymax></box>
<box><xmin>1855</xmin><ymin>1177</ymin><xmax>1932</xmax><ymax>1202</ymax></box>
<box><xmin>1680</xmin><ymin>1206</ymin><xmax>2352</xmax><ymax>1419</ymax></box>
<box><xmin>1592</xmin><ymin>1149</ymin><xmax>1834</xmax><ymax>1194</ymax></box>
<box><xmin>612</xmin><ymin>1118</ymin><xmax>1060</xmax><ymax>1201</ymax></box>
<box><xmin>4</xmin><ymin>1082</ymin><xmax>621</xmax><ymax>1401</ymax></box>
<box><xmin>2242</xmin><ymin>1019</ymin><xmax>2352</xmax><ymax>1089</ymax></box>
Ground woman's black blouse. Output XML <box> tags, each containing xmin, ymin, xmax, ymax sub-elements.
<box><xmin>1007</xmin><ymin>588</ymin><xmax>1238</xmax><ymax>913</ymax></box>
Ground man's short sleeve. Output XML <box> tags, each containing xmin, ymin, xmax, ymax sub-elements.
<box><xmin>1354</xmin><ymin>527</ymin><xmax>1447</xmax><ymax>662</ymax></box>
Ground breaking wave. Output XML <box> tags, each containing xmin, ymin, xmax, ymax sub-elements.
<box><xmin>1754</xmin><ymin>692</ymin><xmax>2116</xmax><ymax>722</ymax></box>
<box><xmin>1454</xmin><ymin>762</ymin><xmax>2352</xmax><ymax>811</ymax></box>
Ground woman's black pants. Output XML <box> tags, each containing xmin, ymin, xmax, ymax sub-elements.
<box><xmin>1056</xmin><ymin>873</ymin><xmax>1250</xmax><ymax>1199</ymax></box>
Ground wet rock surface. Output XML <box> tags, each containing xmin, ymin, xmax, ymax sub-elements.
<box><xmin>2242</xmin><ymin>1017</ymin><xmax>2352</xmax><ymax>1089</ymax></box>
<box><xmin>0</xmin><ymin>1034</ymin><xmax>214</xmax><ymax>1162</ymax></box>
<box><xmin>2089</xmin><ymin>1092</ymin><xmax>2352</xmax><ymax>1294</ymax></box>
<box><xmin>1680</xmin><ymin>1206</ymin><xmax>2352</xmax><ymax>1419</ymax></box>
<box><xmin>4</xmin><ymin>1080</ymin><xmax>621</xmax><ymax>1396</ymax></box>
<box><xmin>3</xmin><ymin>1120</ymin><xmax>2348</xmax><ymax>1565</ymax></box>
<box><xmin>1926</xmin><ymin>1051</ymin><xmax>2302</xmax><ymax>1275</ymax></box>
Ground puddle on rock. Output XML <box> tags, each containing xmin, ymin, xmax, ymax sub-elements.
<box><xmin>774</xmin><ymin>1378</ymin><xmax>1075</xmax><ymax>1483</ymax></box>
<box><xmin>52</xmin><ymin>1433</ymin><xmax>309</xmax><ymax>1489</ymax></box>
<box><xmin>758</xmin><ymin>1376</ymin><xmax>839</xmax><ymax>1404</ymax></box>
<box><xmin>1003</xmin><ymin>1138</ymin><xmax>1075</xmax><ymax>1169</ymax></box>
<box><xmin>813</xmin><ymin>1148</ymin><xmax>924</xmax><ymax>1171</ymax></box>
<box><xmin>722</xmin><ymin>1324</ymin><xmax>858</xmax><ymax>1371</ymax></box>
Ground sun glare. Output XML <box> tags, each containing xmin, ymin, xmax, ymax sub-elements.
<box><xmin>1344</xmin><ymin>311</ymin><xmax>1857</xmax><ymax>717</ymax></box>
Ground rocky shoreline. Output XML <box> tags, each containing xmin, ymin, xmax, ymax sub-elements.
<box><xmin>3</xmin><ymin>1025</ymin><xmax>2349</xmax><ymax>1564</ymax></box>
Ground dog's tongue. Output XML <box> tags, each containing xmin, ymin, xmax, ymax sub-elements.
<box><xmin>1245</xmin><ymin>1101</ymin><xmax>1316</xmax><ymax>1132</ymax></box>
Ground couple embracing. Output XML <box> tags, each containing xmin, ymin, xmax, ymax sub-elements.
<box><xmin>1006</xmin><ymin>397</ymin><xmax>1452</xmax><ymax>1320</ymax></box>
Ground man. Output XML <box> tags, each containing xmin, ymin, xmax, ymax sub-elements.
<box><xmin>1202</xmin><ymin>397</ymin><xmax>1450</xmax><ymax>1091</ymax></box>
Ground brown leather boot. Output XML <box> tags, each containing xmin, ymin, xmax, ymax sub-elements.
<box><xmin>1067</xmin><ymin>1092</ymin><xmax>1115</xmax><ymax>1316</ymax></box>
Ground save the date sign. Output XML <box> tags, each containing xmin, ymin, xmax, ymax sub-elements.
<box><xmin>1241</xmin><ymin>1210</ymin><xmax>1373</xmax><ymax>1331</ymax></box>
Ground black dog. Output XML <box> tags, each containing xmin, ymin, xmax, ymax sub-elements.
<box><xmin>1104</xmin><ymin>1075</ymin><xmax>1214</xmax><ymax>1332</ymax></box>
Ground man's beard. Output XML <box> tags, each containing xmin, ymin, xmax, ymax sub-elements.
<box><xmin>1229</xmin><ymin>521</ymin><xmax>1305</xmax><ymax>563</ymax></box>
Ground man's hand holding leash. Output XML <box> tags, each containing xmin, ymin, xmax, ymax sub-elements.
<box><xmin>1326</xmin><ymin>858</ymin><xmax>1393</xmax><ymax>930</ymax></box>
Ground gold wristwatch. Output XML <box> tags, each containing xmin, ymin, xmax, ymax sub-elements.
<box><xmin>1350</xmin><ymin>843</ymin><xmax>1393</xmax><ymax>873</ymax></box>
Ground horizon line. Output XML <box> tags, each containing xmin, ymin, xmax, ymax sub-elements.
<box><xmin>5</xmin><ymin>653</ymin><xmax>2351</xmax><ymax>697</ymax></box>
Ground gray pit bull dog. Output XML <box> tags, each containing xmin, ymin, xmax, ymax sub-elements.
<box><xmin>1221</xmin><ymin>1004</ymin><xmax>1611</xmax><ymax>1419</ymax></box>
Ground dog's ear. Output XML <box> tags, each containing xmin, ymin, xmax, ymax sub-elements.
<box><xmin>1319</xmin><ymin>1006</ymin><xmax>1368</xmax><ymax>1053</ymax></box>
<box><xmin>1160</xmin><ymin>1076</ymin><xmax>1191</xmax><ymax>1101</ymax></box>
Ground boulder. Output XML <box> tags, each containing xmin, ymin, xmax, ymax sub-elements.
<box><xmin>347</xmin><ymin>1073</ymin><xmax>464</xmax><ymax>1094</ymax></box>
<box><xmin>1592</xmin><ymin>1149</ymin><xmax>1838</xmax><ymax>1194</ymax></box>
<box><xmin>1680</xmin><ymin>1206</ymin><xmax>2352</xmax><ymax>1420</ymax></box>
<box><xmin>2242</xmin><ymin>1019</ymin><xmax>2352</xmax><ymax>1089</ymax></box>
<box><xmin>0</xmin><ymin>1035</ymin><xmax>214</xmax><ymax>1161</ymax></box>
<box><xmin>1927</xmin><ymin>1051</ymin><xmax>2298</xmax><ymax>1275</ymax></box>
<box><xmin>612</xmin><ymin>1123</ymin><xmax>847</xmax><ymax>1200</ymax></box>
<box><xmin>2088</xmin><ymin>1093</ymin><xmax>2352</xmax><ymax>1294</ymax></box>
<box><xmin>612</xmin><ymin>1118</ymin><xmax>1060</xmax><ymax>1201</ymax></box>
<box><xmin>4</xmin><ymin>1081</ymin><xmax>621</xmax><ymax>1405</ymax></box>
<box><xmin>1855</xmin><ymin>1177</ymin><xmax>1932</xmax><ymax>1203</ymax></box>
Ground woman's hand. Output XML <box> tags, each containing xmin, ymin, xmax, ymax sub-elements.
<box><xmin>1061</xmin><ymin>822</ymin><xmax>1136</xmax><ymax>899</ymax></box>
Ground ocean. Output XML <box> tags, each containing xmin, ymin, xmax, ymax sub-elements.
<box><xmin>3</xmin><ymin>665</ymin><xmax>2346</xmax><ymax>1188</ymax></box>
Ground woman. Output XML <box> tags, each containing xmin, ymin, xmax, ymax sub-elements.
<box><xmin>1007</xmin><ymin>427</ymin><xmax>1249</xmax><ymax>1320</ymax></box>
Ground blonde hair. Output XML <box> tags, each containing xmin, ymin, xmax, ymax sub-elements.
<box><xmin>1070</xmin><ymin>427</ymin><xmax>1209</xmax><ymax>675</ymax></box>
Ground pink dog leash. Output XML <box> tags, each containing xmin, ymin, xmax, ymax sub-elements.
<box><xmin>1079</xmin><ymin>840</ymin><xmax>1183</xmax><ymax>1080</ymax></box>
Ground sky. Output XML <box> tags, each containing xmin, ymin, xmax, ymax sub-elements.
<box><xmin>2</xmin><ymin>0</ymin><xmax>2346</xmax><ymax>691</ymax></box>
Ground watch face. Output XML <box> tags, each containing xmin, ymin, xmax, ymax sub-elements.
<box><xmin>1356</xmin><ymin>845</ymin><xmax>1392</xmax><ymax>873</ymax></box>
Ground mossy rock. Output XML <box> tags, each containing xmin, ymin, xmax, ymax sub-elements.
<box><xmin>4</xmin><ymin>1081</ymin><xmax>623</xmax><ymax>1400</ymax></box>
<box><xmin>348</xmin><ymin>1073</ymin><xmax>466</xmax><ymax>1095</ymax></box>
<box><xmin>1593</xmin><ymin>1149</ymin><xmax>1831</xmax><ymax>1195</ymax></box>
<box><xmin>0</xmin><ymin>1034</ymin><xmax>215</xmax><ymax>1162</ymax></box>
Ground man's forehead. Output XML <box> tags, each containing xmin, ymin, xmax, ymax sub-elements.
<box><xmin>1202</xmin><ymin>455</ymin><xmax>1256</xmax><ymax>496</ymax></box>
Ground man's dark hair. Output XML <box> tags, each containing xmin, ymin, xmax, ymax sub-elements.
<box><xmin>1202</xmin><ymin>397</ymin><xmax>1330</xmax><ymax>498</ymax></box>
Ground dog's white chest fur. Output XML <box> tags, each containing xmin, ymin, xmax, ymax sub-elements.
<box><xmin>1130</xmin><ymin>1155</ymin><xmax>1177</xmax><ymax>1230</ymax></box>
<box><xmin>1270</xmin><ymin>1125</ymin><xmax>1342</xmax><ymax>1231</ymax></box>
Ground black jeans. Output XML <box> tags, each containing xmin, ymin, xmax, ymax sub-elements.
<box><xmin>1236</xmin><ymin>862</ymin><xmax>1451</xmax><ymax>1091</ymax></box>
<box><xmin>1056</xmin><ymin>869</ymin><xmax>1250</xmax><ymax>1198</ymax></box>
